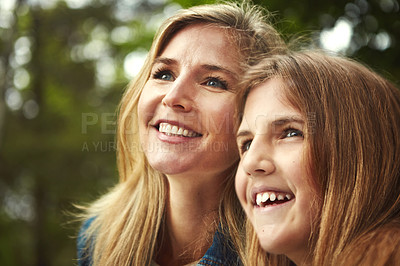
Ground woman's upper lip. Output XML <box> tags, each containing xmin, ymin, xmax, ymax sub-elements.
<box><xmin>250</xmin><ymin>186</ymin><xmax>294</xmax><ymax>205</ymax></box>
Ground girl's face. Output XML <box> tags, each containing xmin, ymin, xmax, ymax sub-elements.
<box><xmin>138</xmin><ymin>24</ymin><xmax>240</xmax><ymax>181</ymax></box>
<box><xmin>235</xmin><ymin>79</ymin><xmax>318</xmax><ymax>264</ymax></box>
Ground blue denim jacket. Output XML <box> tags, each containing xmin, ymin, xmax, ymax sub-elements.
<box><xmin>77</xmin><ymin>218</ymin><xmax>241</xmax><ymax>266</ymax></box>
<box><xmin>198</xmin><ymin>228</ymin><xmax>241</xmax><ymax>265</ymax></box>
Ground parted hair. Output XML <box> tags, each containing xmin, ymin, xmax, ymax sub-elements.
<box><xmin>237</xmin><ymin>51</ymin><xmax>400</xmax><ymax>265</ymax></box>
<box><xmin>78</xmin><ymin>1</ymin><xmax>286</xmax><ymax>265</ymax></box>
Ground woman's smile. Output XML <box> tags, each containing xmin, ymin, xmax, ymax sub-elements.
<box><xmin>157</xmin><ymin>122</ymin><xmax>202</xmax><ymax>138</ymax></box>
<box><xmin>152</xmin><ymin>121</ymin><xmax>203</xmax><ymax>144</ymax></box>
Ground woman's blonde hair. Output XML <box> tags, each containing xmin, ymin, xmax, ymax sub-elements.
<box><xmin>237</xmin><ymin>51</ymin><xmax>400</xmax><ymax>265</ymax></box>
<box><xmin>79</xmin><ymin>2</ymin><xmax>286</xmax><ymax>265</ymax></box>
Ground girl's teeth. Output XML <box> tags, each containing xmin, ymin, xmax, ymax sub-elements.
<box><xmin>262</xmin><ymin>192</ymin><xmax>269</xmax><ymax>202</ymax></box>
<box><xmin>270</xmin><ymin>193</ymin><xmax>276</xmax><ymax>201</ymax></box>
<box><xmin>255</xmin><ymin>192</ymin><xmax>294</xmax><ymax>207</ymax></box>
<box><xmin>256</xmin><ymin>194</ymin><xmax>262</xmax><ymax>205</ymax></box>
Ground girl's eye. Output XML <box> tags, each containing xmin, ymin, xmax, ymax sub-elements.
<box><xmin>282</xmin><ymin>128</ymin><xmax>304</xmax><ymax>139</ymax></box>
<box><xmin>153</xmin><ymin>69</ymin><xmax>174</xmax><ymax>81</ymax></box>
<box><xmin>204</xmin><ymin>77</ymin><xmax>228</xmax><ymax>90</ymax></box>
<box><xmin>240</xmin><ymin>140</ymin><xmax>252</xmax><ymax>154</ymax></box>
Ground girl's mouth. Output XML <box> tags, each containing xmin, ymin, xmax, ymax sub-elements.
<box><xmin>254</xmin><ymin>191</ymin><xmax>294</xmax><ymax>207</ymax></box>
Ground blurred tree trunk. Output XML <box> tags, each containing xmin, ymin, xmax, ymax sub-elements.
<box><xmin>0</xmin><ymin>47</ymin><xmax>7</xmax><ymax>150</ymax></box>
<box><xmin>0</xmin><ymin>0</ymin><xmax>23</xmax><ymax>150</ymax></box>
<box><xmin>31</xmin><ymin>6</ymin><xmax>49</xmax><ymax>266</ymax></box>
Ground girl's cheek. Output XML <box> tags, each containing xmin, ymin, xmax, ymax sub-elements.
<box><xmin>235</xmin><ymin>163</ymin><xmax>248</xmax><ymax>205</ymax></box>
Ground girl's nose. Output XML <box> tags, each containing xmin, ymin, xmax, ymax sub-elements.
<box><xmin>241</xmin><ymin>142</ymin><xmax>275</xmax><ymax>178</ymax></box>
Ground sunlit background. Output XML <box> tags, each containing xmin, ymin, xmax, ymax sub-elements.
<box><xmin>0</xmin><ymin>0</ymin><xmax>399</xmax><ymax>265</ymax></box>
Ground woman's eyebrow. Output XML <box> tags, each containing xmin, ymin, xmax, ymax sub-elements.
<box><xmin>153</xmin><ymin>58</ymin><xmax>238</xmax><ymax>78</ymax></box>
<box><xmin>201</xmin><ymin>64</ymin><xmax>238</xmax><ymax>79</ymax></box>
<box><xmin>153</xmin><ymin>57</ymin><xmax>177</xmax><ymax>66</ymax></box>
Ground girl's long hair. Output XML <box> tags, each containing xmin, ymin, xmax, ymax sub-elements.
<box><xmin>78</xmin><ymin>2</ymin><xmax>287</xmax><ymax>265</ymax></box>
<box><xmin>238</xmin><ymin>51</ymin><xmax>400</xmax><ymax>265</ymax></box>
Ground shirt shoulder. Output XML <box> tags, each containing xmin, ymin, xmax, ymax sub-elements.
<box><xmin>198</xmin><ymin>228</ymin><xmax>241</xmax><ymax>266</ymax></box>
<box><xmin>77</xmin><ymin>217</ymin><xmax>95</xmax><ymax>266</ymax></box>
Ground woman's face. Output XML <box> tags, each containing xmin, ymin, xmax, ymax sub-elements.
<box><xmin>138</xmin><ymin>24</ymin><xmax>240</xmax><ymax>180</ymax></box>
<box><xmin>235</xmin><ymin>79</ymin><xmax>318</xmax><ymax>264</ymax></box>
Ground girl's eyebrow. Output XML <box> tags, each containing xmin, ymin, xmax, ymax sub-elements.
<box><xmin>236</xmin><ymin>130</ymin><xmax>251</xmax><ymax>138</ymax></box>
<box><xmin>236</xmin><ymin>116</ymin><xmax>304</xmax><ymax>138</ymax></box>
<box><xmin>271</xmin><ymin>116</ymin><xmax>304</xmax><ymax>126</ymax></box>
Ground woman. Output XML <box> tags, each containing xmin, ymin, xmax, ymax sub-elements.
<box><xmin>235</xmin><ymin>51</ymin><xmax>400</xmax><ymax>265</ymax></box>
<box><xmin>77</xmin><ymin>2</ymin><xmax>286</xmax><ymax>265</ymax></box>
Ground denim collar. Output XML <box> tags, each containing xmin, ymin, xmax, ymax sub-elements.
<box><xmin>198</xmin><ymin>227</ymin><xmax>241</xmax><ymax>265</ymax></box>
<box><xmin>78</xmin><ymin>219</ymin><xmax>241</xmax><ymax>266</ymax></box>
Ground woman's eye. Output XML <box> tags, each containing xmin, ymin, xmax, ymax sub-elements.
<box><xmin>204</xmin><ymin>77</ymin><xmax>228</xmax><ymax>90</ymax></box>
<box><xmin>153</xmin><ymin>70</ymin><xmax>174</xmax><ymax>81</ymax></box>
<box><xmin>283</xmin><ymin>128</ymin><xmax>303</xmax><ymax>138</ymax></box>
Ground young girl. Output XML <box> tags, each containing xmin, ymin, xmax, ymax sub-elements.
<box><xmin>77</xmin><ymin>2</ymin><xmax>286</xmax><ymax>265</ymax></box>
<box><xmin>235</xmin><ymin>51</ymin><xmax>400</xmax><ymax>265</ymax></box>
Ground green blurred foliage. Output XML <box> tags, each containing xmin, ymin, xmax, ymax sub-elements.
<box><xmin>0</xmin><ymin>0</ymin><xmax>398</xmax><ymax>265</ymax></box>
<box><xmin>177</xmin><ymin>0</ymin><xmax>400</xmax><ymax>81</ymax></box>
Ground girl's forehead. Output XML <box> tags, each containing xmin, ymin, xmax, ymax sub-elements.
<box><xmin>240</xmin><ymin>79</ymin><xmax>303</xmax><ymax>133</ymax></box>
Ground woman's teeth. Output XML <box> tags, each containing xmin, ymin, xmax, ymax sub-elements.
<box><xmin>158</xmin><ymin>122</ymin><xmax>201</xmax><ymax>137</ymax></box>
<box><xmin>256</xmin><ymin>192</ymin><xmax>293</xmax><ymax>207</ymax></box>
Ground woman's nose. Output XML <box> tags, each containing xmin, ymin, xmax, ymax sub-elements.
<box><xmin>162</xmin><ymin>76</ymin><xmax>193</xmax><ymax>112</ymax></box>
<box><xmin>241</xmin><ymin>143</ymin><xmax>275</xmax><ymax>178</ymax></box>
